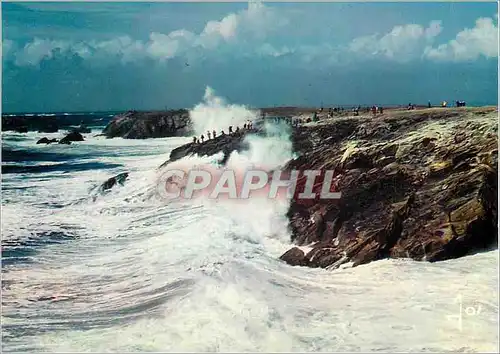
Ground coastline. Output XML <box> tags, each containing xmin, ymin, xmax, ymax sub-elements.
<box><xmin>157</xmin><ymin>105</ymin><xmax>498</xmax><ymax>269</ymax></box>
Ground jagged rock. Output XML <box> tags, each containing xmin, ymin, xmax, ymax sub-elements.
<box><xmin>70</xmin><ymin>125</ymin><xmax>91</xmax><ymax>134</ymax></box>
<box><xmin>102</xmin><ymin>110</ymin><xmax>192</xmax><ymax>139</ymax></box>
<box><xmin>38</xmin><ymin>123</ymin><xmax>59</xmax><ymax>133</ymax></box>
<box><xmin>100</xmin><ymin>172</ymin><xmax>129</xmax><ymax>192</ymax></box>
<box><xmin>59</xmin><ymin>132</ymin><xmax>84</xmax><ymax>144</ymax></box>
<box><xmin>281</xmin><ymin>106</ymin><xmax>498</xmax><ymax>270</ymax></box>
<box><xmin>279</xmin><ymin>247</ymin><xmax>307</xmax><ymax>266</ymax></box>
<box><xmin>159</xmin><ymin>129</ymin><xmax>261</xmax><ymax>168</ymax></box>
<box><xmin>36</xmin><ymin>137</ymin><xmax>58</xmax><ymax>144</ymax></box>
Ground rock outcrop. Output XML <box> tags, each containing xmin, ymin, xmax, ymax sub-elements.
<box><xmin>36</xmin><ymin>137</ymin><xmax>58</xmax><ymax>144</ymax></box>
<box><xmin>102</xmin><ymin>110</ymin><xmax>192</xmax><ymax>139</ymax></box>
<box><xmin>281</xmin><ymin>106</ymin><xmax>498</xmax><ymax>269</ymax></box>
<box><xmin>159</xmin><ymin>128</ymin><xmax>262</xmax><ymax>168</ymax></box>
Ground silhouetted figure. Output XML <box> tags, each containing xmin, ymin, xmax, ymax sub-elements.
<box><xmin>207</xmin><ymin>131</ymin><xmax>212</xmax><ymax>140</ymax></box>
<box><xmin>235</xmin><ymin>126</ymin><xmax>240</xmax><ymax>134</ymax></box>
<box><xmin>228</xmin><ymin>126</ymin><xmax>233</xmax><ymax>134</ymax></box>
<box><xmin>221</xmin><ymin>130</ymin><xmax>225</xmax><ymax>136</ymax></box>
<box><xmin>193</xmin><ymin>136</ymin><xmax>198</xmax><ymax>144</ymax></box>
<box><xmin>428</xmin><ymin>101</ymin><xmax>432</xmax><ymax>108</ymax></box>
<box><xmin>212</xmin><ymin>130</ymin><xmax>216</xmax><ymax>138</ymax></box>
<box><xmin>244</xmin><ymin>123</ymin><xmax>247</xmax><ymax>129</ymax></box>
<box><xmin>200</xmin><ymin>134</ymin><xmax>205</xmax><ymax>143</ymax></box>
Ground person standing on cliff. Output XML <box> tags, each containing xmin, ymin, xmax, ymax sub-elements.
<box><xmin>221</xmin><ymin>130</ymin><xmax>225</xmax><ymax>136</ymax></box>
<box><xmin>212</xmin><ymin>130</ymin><xmax>216</xmax><ymax>138</ymax></box>
<box><xmin>228</xmin><ymin>126</ymin><xmax>233</xmax><ymax>135</ymax></box>
<box><xmin>207</xmin><ymin>131</ymin><xmax>212</xmax><ymax>140</ymax></box>
<box><xmin>192</xmin><ymin>136</ymin><xmax>198</xmax><ymax>144</ymax></box>
<box><xmin>200</xmin><ymin>134</ymin><xmax>205</xmax><ymax>143</ymax></box>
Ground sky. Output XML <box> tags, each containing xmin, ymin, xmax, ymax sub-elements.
<box><xmin>1</xmin><ymin>1</ymin><xmax>498</xmax><ymax>113</ymax></box>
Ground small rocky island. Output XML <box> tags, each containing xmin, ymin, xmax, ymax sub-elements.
<box><xmin>102</xmin><ymin>109</ymin><xmax>192</xmax><ymax>139</ymax></box>
<box><xmin>159</xmin><ymin>106</ymin><xmax>498</xmax><ymax>269</ymax></box>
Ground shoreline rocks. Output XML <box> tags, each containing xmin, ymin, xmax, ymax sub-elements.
<box><xmin>163</xmin><ymin>106</ymin><xmax>497</xmax><ymax>269</ymax></box>
<box><xmin>281</xmin><ymin>106</ymin><xmax>498</xmax><ymax>269</ymax></box>
<box><xmin>36</xmin><ymin>131</ymin><xmax>85</xmax><ymax>145</ymax></box>
<box><xmin>102</xmin><ymin>110</ymin><xmax>192</xmax><ymax>139</ymax></box>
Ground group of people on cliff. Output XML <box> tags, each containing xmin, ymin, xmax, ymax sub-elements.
<box><xmin>322</xmin><ymin>105</ymin><xmax>384</xmax><ymax>118</ymax></box>
<box><xmin>192</xmin><ymin>120</ymin><xmax>254</xmax><ymax>144</ymax></box>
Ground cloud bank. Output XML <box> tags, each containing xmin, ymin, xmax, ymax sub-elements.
<box><xmin>2</xmin><ymin>3</ymin><xmax>498</xmax><ymax>68</ymax></box>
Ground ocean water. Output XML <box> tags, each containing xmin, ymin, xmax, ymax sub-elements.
<box><xmin>1</xmin><ymin>99</ymin><xmax>498</xmax><ymax>352</ymax></box>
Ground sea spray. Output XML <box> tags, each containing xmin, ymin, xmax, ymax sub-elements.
<box><xmin>189</xmin><ymin>86</ymin><xmax>260</xmax><ymax>136</ymax></box>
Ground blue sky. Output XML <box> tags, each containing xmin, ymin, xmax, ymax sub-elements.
<box><xmin>2</xmin><ymin>1</ymin><xmax>498</xmax><ymax>112</ymax></box>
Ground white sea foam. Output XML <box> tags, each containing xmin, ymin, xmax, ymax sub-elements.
<box><xmin>1</xmin><ymin>89</ymin><xmax>498</xmax><ymax>352</ymax></box>
<box><xmin>189</xmin><ymin>86</ymin><xmax>259</xmax><ymax>136</ymax></box>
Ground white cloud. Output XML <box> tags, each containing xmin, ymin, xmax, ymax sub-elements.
<box><xmin>348</xmin><ymin>21</ymin><xmax>442</xmax><ymax>62</ymax></box>
<box><xmin>14</xmin><ymin>38</ymin><xmax>72</xmax><ymax>66</ymax></box>
<box><xmin>424</xmin><ymin>16</ymin><xmax>498</xmax><ymax>61</ymax></box>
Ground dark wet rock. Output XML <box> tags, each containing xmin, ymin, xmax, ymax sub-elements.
<box><xmin>36</xmin><ymin>137</ymin><xmax>58</xmax><ymax>144</ymax></box>
<box><xmin>159</xmin><ymin>129</ymin><xmax>261</xmax><ymax>168</ymax></box>
<box><xmin>2</xmin><ymin>115</ymin><xmax>60</xmax><ymax>133</ymax></box>
<box><xmin>279</xmin><ymin>247</ymin><xmax>307</xmax><ymax>266</ymax></box>
<box><xmin>280</xmin><ymin>106</ymin><xmax>498</xmax><ymax>269</ymax></box>
<box><xmin>102</xmin><ymin>110</ymin><xmax>192</xmax><ymax>139</ymax></box>
<box><xmin>38</xmin><ymin>123</ymin><xmax>59</xmax><ymax>133</ymax></box>
<box><xmin>59</xmin><ymin>132</ymin><xmax>84</xmax><ymax>144</ymax></box>
<box><xmin>100</xmin><ymin>172</ymin><xmax>129</xmax><ymax>192</ymax></box>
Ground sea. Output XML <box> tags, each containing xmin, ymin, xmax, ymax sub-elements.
<box><xmin>1</xmin><ymin>97</ymin><xmax>498</xmax><ymax>352</ymax></box>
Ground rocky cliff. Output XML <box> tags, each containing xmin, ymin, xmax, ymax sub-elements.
<box><xmin>102</xmin><ymin>110</ymin><xmax>192</xmax><ymax>139</ymax></box>
<box><xmin>281</xmin><ymin>106</ymin><xmax>497</xmax><ymax>269</ymax></box>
